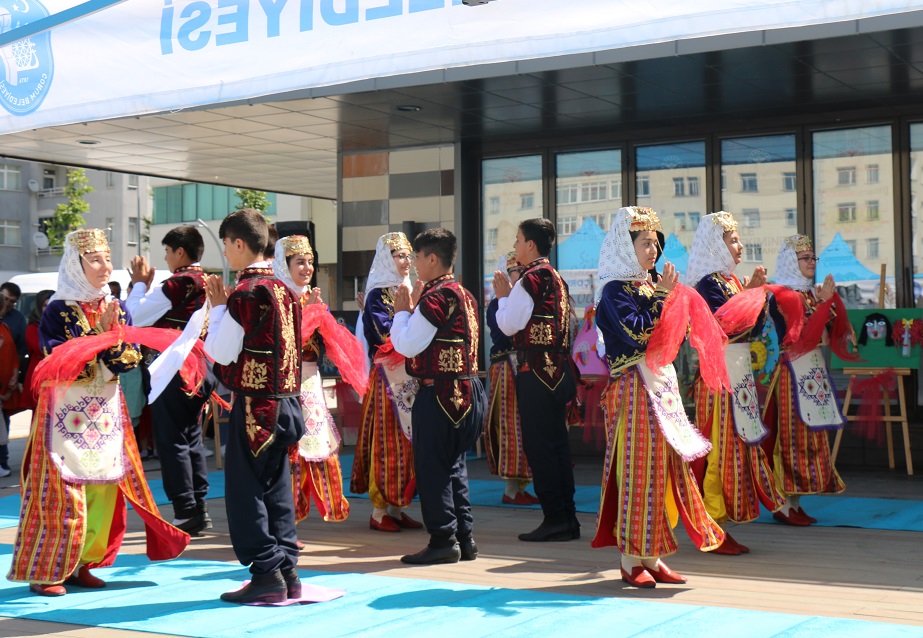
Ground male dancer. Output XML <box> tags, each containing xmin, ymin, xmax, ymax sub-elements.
<box><xmin>492</xmin><ymin>218</ymin><xmax>578</xmax><ymax>542</ymax></box>
<box><xmin>391</xmin><ymin>229</ymin><xmax>486</xmax><ymax>564</ymax></box>
<box><xmin>205</xmin><ymin>209</ymin><xmax>304</xmax><ymax>604</ymax></box>
<box><xmin>127</xmin><ymin>226</ymin><xmax>215</xmax><ymax>535</ymax></box>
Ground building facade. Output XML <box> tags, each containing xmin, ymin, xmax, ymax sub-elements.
<box><xmin>0</xmin><ymin>159</ymin><xmax>152</xmax><ymax>274</ymax></box>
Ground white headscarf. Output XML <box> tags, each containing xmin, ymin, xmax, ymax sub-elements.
<box><xmin>595</xmin><ymin>206</ymin><xmax>662</xmax><ymax>306</ymax></box>
<box><xmin>684</xmin><ymin>211</ymin><xmax>740</xmax><ymax>289</ymax></box>
<box><xmin>272</xmin><ymin>235</ymin><xmax>312</xmax><ymax>297</ymax></box>
<box><xmin>775</xmin><ymin>234</ymin><xmax>815</xmax><ymax>291</ymax></box>
<box><xmin>595</xmin><ymin>207</ymin><xmax>663</xmax><ymax>358</ymax></box>
<box><xmin>51</xmin><ymin>229</ymin><xmax>111</xmax><ymax>303</ymax></box>
<box><xmin>365</xmin><ymin>232</ymin><xmax>411</xmax><ymax>293</ymax></box>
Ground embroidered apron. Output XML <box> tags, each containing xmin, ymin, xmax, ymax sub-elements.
<box><xmin>637</xmin><ymin>360</ymin><xmax>711</xmax><ymax>461</ymax></box>
<box><xmin>379</xmin><ymin>360</ymin><xmax>418</xmax><ymax>442</ymax></box>
<box><xmin>787</xmin><ymin>347</ymin><xmax>845</xmax><ymax>429</ymax></box>
<box><xmin>47</xmin><ymin>363</ymin><xmax>126</xmax><ymax>484</ymax></box>
<box><xmin>297</xmin><ymin>362</ymin><xmax>341</xmax><ymax>461</ymax></box>
<box><xmin>725</xmin><ymin>342</ymin><xmax>768</xmax><ymax>443</ymax></box>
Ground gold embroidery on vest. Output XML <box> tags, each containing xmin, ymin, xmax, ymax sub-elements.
<box><xmin>111</xmin><ymin>344</ymin><xmax>141</xmax><ymax>366</ymax></box>
<box><xmin>450</xmin><ymin>380</ymin><xmax>464</xmax><ymax>409</ymax></box>
<box><xmin>274</xmin><ymin>285</ymin><xmax>298</xmax><ymax>391</ymax></box>
<box><xmin>529</xmin><ymin>322</ymin><xmax>554</xmax><ymax>345</ymax></box>
<box><xmin>543</xmin><ymin>352</ymin><xmax>557</xmax><ymax>378</ymax></box>
<box><xmin>464</xmin><ymin>294</ymin><xmax>479</xmax><ymax>366</ymax></box>
<box><xmin>438</xmin><ymin>347</ymin><xmax>465</xmax><ymax>373</ymax></box>
<box><xmin>629</xmin><ymin>282</ymin><xmax>655</xmax><ymax>299</ymax></box>
<box><xmin>241</xmin><ymin>359</ymin><xmax>269</xmax><ymax>389</ymax></box>
<box><xmin>619</xmin><ymin>320</ymin><xmax>654</xmax><ymax>344</ymax></box>
<box><xmin>244</xmin><ymin>397</ymin><xmax>260</xmax><ymax>441</ymax></box>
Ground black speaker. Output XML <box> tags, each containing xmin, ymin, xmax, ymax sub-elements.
<box><xmin>274</xmin><ymin>220</ymin><xmax>318</xmax><ymax>287</ymax></box>
<box><xmin>402</xmin><ymin>221</ymin><xmax>425</xmax><ymax>244</ymax></box>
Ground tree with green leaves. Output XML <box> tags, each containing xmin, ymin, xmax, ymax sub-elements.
<box><xmin>140</xmin><ymin>216</ymin><xmax>153</xmax><ymax>250</ymax></box>
<box><xmin>46</xmin><ymin>168</ymin><xmax>93</xmax><ymax>249</ymax></box>
<box><xmin>234</xmin><ymin>188</ymin><xmax>270</xmax><ymax>213</ymax></box>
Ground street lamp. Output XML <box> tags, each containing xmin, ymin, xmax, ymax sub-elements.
<box><xmin>197</xmin><ymin>218</ymin><xmax>229</xmax><ymax>285</ymax></box>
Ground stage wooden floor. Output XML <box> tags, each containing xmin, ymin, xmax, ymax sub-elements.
<box><xmin>0</xmin><ymin>412</ymin><xmax>920</xmax><ymax>637</ymax></box>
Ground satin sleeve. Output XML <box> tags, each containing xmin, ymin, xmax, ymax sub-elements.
<box><xmin>362</xmin><ymin>288</ymin><xmax>394</xmax><ymax>354</ymax></box>
<box><xmin>596</xmin><ymin>281</ymin><xmax>666</xmax><ymax>350</ymax></box>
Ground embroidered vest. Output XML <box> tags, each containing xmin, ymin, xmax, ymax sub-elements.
<box><xmin>143</xmin><ymin>265</ymin><xmax>209</xmax><ymax>368</ymax></box>
<box><xmin>513</xmin><ymin>259</ymin><xmax>571</xmax><ymax>389</ymax></box>
<box><xmin>153</xmin><ymin>265</ymin><xmax>208</xmax><ymax>331</ymax></box>
<box><xmin>214</xmin><ymin>268</ymin><xmax>302</xmax><ymax>399</ymax></box>
<box><xmin>406</xmin><ymin>275</ymin><xmax>480</xmax><ymax>424</ymax></box>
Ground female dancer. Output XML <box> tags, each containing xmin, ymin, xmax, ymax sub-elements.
<box><xmin>8</xmin><ymin>229</ymin><xmax>188</xmax><ymax>596</ymax></box>
<box><xmin>591</xmin><ymin>207</ymin><xmax>726</xmax><ymax>588</ymax></box>
<box><xmin>763</xmin><ymin>235</ymin><xmax>853</xmax><ymax>525</ymax></box>
<box><xmin>273</xmin><ymin>235</ymin><xmax>367</xmax><ymax>530</ymax></box>
<box><xmin>685</xmin><ymin>212</ymin><xmax>784</xmax><ymax>554</ymax></box>
<box><xmin>350</xmin><ymin>232</ymin><xmax>422</xmax><ymax>532</ymax></box>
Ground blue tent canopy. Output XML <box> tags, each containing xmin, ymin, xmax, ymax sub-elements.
<box><xmin>557</xmin><ymin>217</ymin><xmax>607</xmax><ymax>270</ymax></box>
<box><xmin>662</xmin><ymin>233</ymin><xmax>689</xmax><ymax>274</ymax></box>
<box><xmin>816</xmin><ymin>233</ymin><xmax>879</xmax><ymax>282</ymax></box>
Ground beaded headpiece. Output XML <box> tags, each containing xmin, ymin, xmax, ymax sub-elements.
<box><xmin>69</xmin><ymin>228</ymin><xmax>109</xmax><ymax>254</ymax></box>
<box><xmin>626</xmin><ymin>207</ymin><xmax>663</xmax><ymax>232</ymax></box>
<box><xmin>711</xmin><ymin>211</ymin><xmax>738</xmax><ymax>233</ymax></box>
<box><xmin>785</xmin><ymin>234</ymin><xmax>813</xmax><ymax>252</ymax></box>
<box><xmin>504</xmin><ymin>250</ymin><xmax>521</xmax><ymax>269</ymax></box>
<box><xmin>382</xmin><ymin>232</ymin><xmax>411</xmax><ymax>253</ymax></box>
<box><xmin>281</xmin><ymin>234</ymin><xmax>312</xmax><ymax>258</ymax></box>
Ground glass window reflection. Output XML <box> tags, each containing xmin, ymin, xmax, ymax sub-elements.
<box><xmin>635</xmin><ymin>141</ymin><xmax>706</xmax><ymax>280</ymax></box>
<box><xmin>721</xmin><ymin>134</ymin><xmax>797</xmax><ymax>281</ymax></box>
<box><xmin>908</xmin><ymin>123</ymin><xmax>923</xmax><ymax>306</ymax></box>
<box><xmin>813</xmin><ymin>126</ymin><xmax>893</xmax><ymax>308</ymax></box>
<box><xmin>482</xmin><ymin>155</ymin><xmax>544</xmax><ymax>355</ymax></box>
<box><xmin>554</xmin><ymin>149</ymin><xmax>622</xmax><ymax>308</ymax></box>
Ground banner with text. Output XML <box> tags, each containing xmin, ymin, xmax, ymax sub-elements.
<box><xmin>0</xmin><ymin>0</ymin><xmax>920</xmax><ymax>133</ymax></box>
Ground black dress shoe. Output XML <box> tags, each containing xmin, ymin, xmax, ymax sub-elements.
<box><xmin>459</xmin><ymin>538</ymin><xmax>478</xmax><ymax>561</ymax></box>
<box><xmin>220</xmin><ymin>570</ymin><xmax>287</xmax><ymax>604</ymax></box>
<box><xmin>174</xmin><ymin>514</ymin><xmax>206</xmax><ymax>537</ymax></box>
<box><xmin>518</xmin><ymin>520</ymin><xmax>573</xmax><ymax>542</ymax></box>
<box><xmin>400</xmin><ymin>544</ymin><xmax>461</xmax><ymax>565</ymax></box>
<box><xmin>570</xmin><ymin>517</ymin><xmax>581</xmax><ymax>540</ymax></box>
<box><xmin>282</xmin><ymin>567</ymin><xmax>301</xmax><ymax>599</ymax></box>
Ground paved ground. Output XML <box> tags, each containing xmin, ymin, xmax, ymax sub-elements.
<box><xmin>0</xmin><ymin>411</ymin><xmax>921</xmax><ymax>637</ymax></box>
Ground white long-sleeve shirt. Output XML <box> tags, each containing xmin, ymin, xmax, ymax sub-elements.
<box><xmin>125</xmin><ymin>282</ymin><xmax>171</xmax><ymax>327</ymax></box>
<box><xmin>124</xmin><ymin>263</ymin><xmax>204</xmax><ymax>327</ymax></box>
<box><xmin>390</xmin><ymin>308</ymin><xmax>438</xmax><ymax>358</ymax></box>
<box><xmin>494</xmin><ymin>280</ymin><xmax>535</xmax><ymax>337</ymax></box>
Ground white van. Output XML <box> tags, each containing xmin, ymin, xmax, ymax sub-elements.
<box><xmin>9</xmin><ymin>269</ymin><xmax>172</xmax><ymax>316</ymax></box>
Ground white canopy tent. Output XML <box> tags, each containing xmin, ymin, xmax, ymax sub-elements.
<box><xmin>1</xmin><ymin>0</ymin><xmax>922</xmax><ymax>197</ymax></box>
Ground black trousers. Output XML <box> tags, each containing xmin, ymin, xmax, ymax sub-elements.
<box><xmin>224</xmin><ymin>395</ymin><xmax>304</xmax><ymax>575</ymax></box>
<box><xmin>516</xmin><ymin>368</ymin><xmax>577</xmax><ymax>524</ymax></box>
<box><xmin>412</xmin><ymin>378</ymin><xmax>485</xmax><ymax>546</ymax></box>
<box><xmin>150</xmin><ymin>366</ymin><xmax>216</xmax><ymax>518</ymax></box>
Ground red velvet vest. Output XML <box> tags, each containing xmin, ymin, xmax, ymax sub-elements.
<box><xmin>153</xmin><ymin>265</ymin><xmax>207</xmax><ymax>331</ymax></box>
<box><xmin>214</xmin><ymin>268</ymin><xmax>302</xmax><ymax>400</ymax></box>
<box><xmin>513</xmin><ymin>258</ymin><xmax>571</xmax><ymax>390</ymax></box>
<box><xmin>406</xmin><ymin>274</ymin><xmax>480</xmax><ymax>424</ymax></box>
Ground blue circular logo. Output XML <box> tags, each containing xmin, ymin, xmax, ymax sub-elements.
<box><xmin>0</xmin><ymin>0</ymin><xmax>54</xmax><ymax>116</ymax></box>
